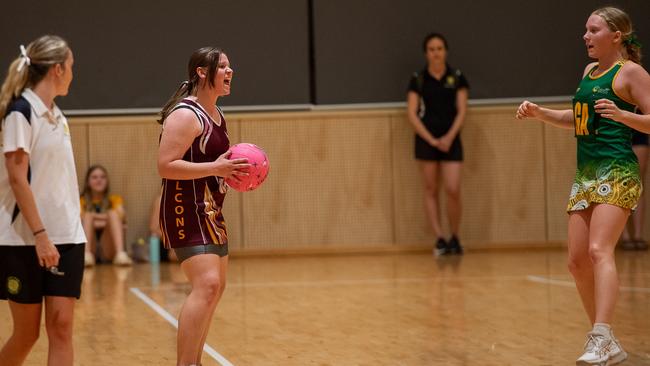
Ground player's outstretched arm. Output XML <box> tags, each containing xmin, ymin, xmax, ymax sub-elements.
<box><xmin>515</xmin><ymin>100</ymin><xmax>574</xmax><ymax>129</ymax></box>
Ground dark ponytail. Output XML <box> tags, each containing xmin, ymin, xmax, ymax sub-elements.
<box><xmin>158</xmin><ymin>81</ymin><xmax>190</xmax><ymax>124</ymax></box>
<box><xmin>158</xmin><ymin>47</ymin><xmax>222</xmax><ymax>124</ymax></box>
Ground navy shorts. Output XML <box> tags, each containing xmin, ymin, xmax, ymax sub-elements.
<box><xmin>0</xmin><ymin>244</ymin><xmax>85</xmax><ymax>304</ymax></box>
<box><xmin>632</xmin><ymin>130</ymin><xmax>649</xmax><ymax>146</ymax></box>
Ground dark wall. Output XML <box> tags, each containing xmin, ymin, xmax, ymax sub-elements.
<box><xmin>313</xmin><ymin>0</ymin><xmax>650</xmax><ymax>103</ymax></box>
<box><xmin>1</xmin><ymin>1</ymin><xmax>648</xmax><ymax>110</ymax></box>
<box><xmin>0</xmin><ymin>0</ymin><xmax>310</xmax><ymax>110</ymax></box>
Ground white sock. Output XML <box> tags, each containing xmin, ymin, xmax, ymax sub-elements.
<box><xmin>593</xmin><ymin>323</ymin><xmax>611</xmax><ymax>336</ymax></box>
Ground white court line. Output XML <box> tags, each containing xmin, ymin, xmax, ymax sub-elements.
<box><xmin>129</xmin><ymin>287</ymin><xmax>235</xmax><ymax>366</ymax></box>
<box><xmin>526</xmin><ymin>275</ymin><xmax>650</xmax><ymax>293</ymax></box>
<box><xmin>136</xmin><ymin>274</ymin><xmax>543</xmax><ymax>292</ymax></box>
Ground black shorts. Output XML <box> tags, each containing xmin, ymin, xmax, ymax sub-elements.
<box><xmin>632</xmin><ymin>130</ymin><xmax>649</xmax><ymax>146</ymax></box>
<box><xmin>0</xmin><ymin>244</ymin><xmax>85</xmax><ymax>304</ymax></box>
<box><xmin>415</xmin><ymin>135</ymin><xmax>463</xmax><ymax>161</ymax></box>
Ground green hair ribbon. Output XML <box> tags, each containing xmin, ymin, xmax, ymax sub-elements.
<box><xmin>624</xmin><ymin>33</ymin><xmax>642</xmax><ymax>49</ymax></box>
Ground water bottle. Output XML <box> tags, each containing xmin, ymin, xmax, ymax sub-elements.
<box><xmin>149</xmin><ymin>235</ymin><xmax>160</xmax><ymax>264</ymax></box>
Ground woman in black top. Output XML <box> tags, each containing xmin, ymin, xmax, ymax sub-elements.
<box><xmin>406</xmin><ymin>33</ymin><xmax>469</xmax><ymax>255</ymax></box>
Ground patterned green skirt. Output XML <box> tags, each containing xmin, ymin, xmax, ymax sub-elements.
<box><xmin>567</xmin><ymin>160</ymin><xmax>642</xmax><ymax>212</ymax></box>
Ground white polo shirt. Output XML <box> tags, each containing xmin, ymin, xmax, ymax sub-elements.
<box><xmin>0</xmin><ymin>89</ymin><xmax>86</xmax><ymax>246</ymax></box>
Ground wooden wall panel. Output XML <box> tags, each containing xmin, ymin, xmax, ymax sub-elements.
<box><xmin>543</xmin><ymin>116</ymin><xmax>576</xmax><ymax>243</ymax></box>
<box><xmin>392</xmin><ymin>107</ymin><xmax>548</xmax><ymax>247</ymax></box>
<box><xmin>390</xmin><ymin>114</ymin><xmax>435</xmax><ymax>246</ymax></box>
<box><xmin>72</xmin><ymin>116</ymin><xmax>244</xmax><ymax>251</ymax></box>
<box><xmin>85</xmin><ymin>118</ymin><xmax>161</xmax><ymax>246</ymax></box>
<box><xmin>69</xmin><ymin>124</ymin><xmax>89</xmax><ymax>189</ymax></box>
<box><xmin>237</xmin><ymin>115</ymin><xmax>395</xmax><ymax>250</ymax></box>
<box><xmin>67</xmin><ymin>105</ymin><xmax>646</xmax><ymax>254</ymax></box>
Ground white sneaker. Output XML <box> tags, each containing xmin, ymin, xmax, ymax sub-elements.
<box><xmin>113</xmin><ymin>251</ymin><xmax>133</xmax><ymax>266</ymax></box>
<box><xmin>576</xmin><ymin>331</ymin><xmax>628</xmax><ymax>365</ymax></box>
<box><xmin>84</xmin><ymin>251</ymin><xmax>95</xmax><ymax>267</ymax></box>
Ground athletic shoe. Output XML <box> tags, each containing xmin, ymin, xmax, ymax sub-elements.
<box><xmin>113</xmin><ymin>251</ymin><xmax>133</xmax><ymax>266</ymax></box>
<box><xmin>635</xmin><ymin>239</ymin><xmax>648</xmax><ymax>251</ymax></box>
<box><xmin>447</xmin><ymin>235</ymin><xmax>464</xmax><ymax>255</ymax></box>
<box><xmin>576</xmin><ymin>331</ymin><xmax>627</xmax><ymax>366</ymax></box>
<box><xmin>84</xmin><ymin>251</ymin><xmax>95</xmax><ymax>267</ymax></box>
<box><xmin>434</xmin><ymin>238</ymin><xmax>448</xmax><ymax>256</ymax></box>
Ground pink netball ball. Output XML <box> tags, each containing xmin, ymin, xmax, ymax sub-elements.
<box><xmin>225</xmin><ymin>143</ymin><xmax>270</xmax><ymax>192</ymax></box>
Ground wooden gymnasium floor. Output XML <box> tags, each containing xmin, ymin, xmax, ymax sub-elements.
<box><xmin>1</xmin><ymin>249</ymin><xmax>649</xmax><ymax>365</ymax></box>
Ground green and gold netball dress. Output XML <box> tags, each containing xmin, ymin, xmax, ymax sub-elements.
<box><xmin>568</xmin><ymin>61</ymin><xmax>642</xmax><ymax>212</ymax></box>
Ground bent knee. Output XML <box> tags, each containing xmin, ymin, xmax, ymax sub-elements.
<box><xmin>445</xmin><ymin>187</ymin><xmax>461</xmax><ymax>200</ymax></box>
<box><xmin>46</xmin><ymin>316</ymin><xmax>73</xmax><ymax>342</ymax></box>
<box><xmin>197</xmin><ymin>274</ymin><xmax>225</xmax><ymax>302</ymax></box>
<box><xmin>588</xmin><ymin>243</ymin><xmax>614</xmax><ymax>264</ymax></box>
<box><xmin>567</xmin><ymin>250</ymin><xmax>592</xmax><ymax>274</ymax></box>
<box><xmin>423</xmin><ymin>184</ymin><xmax>438</xmax><ymax>194</ymax></box>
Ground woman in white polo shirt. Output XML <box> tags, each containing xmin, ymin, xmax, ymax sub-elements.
<box><xmin>0</xmin><ymin>35</ymin><xmax>86</xmax><ymax>366</ymax></box>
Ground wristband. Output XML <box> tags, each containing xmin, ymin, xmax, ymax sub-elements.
<box><xmin>33</xmin><ymin>228</ymin><xmax>46</xmax><ymax>236</ymax></box>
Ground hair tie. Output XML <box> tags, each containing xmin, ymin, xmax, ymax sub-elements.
<box><xmin>16</xmin><ymin>45</ymin><xmax>31</xmax><ymax>72</ymax></box>
<box><xmin>623</xmin><ymin>33</ymin><xmax>642</xmax><ymax>49</ymax></box>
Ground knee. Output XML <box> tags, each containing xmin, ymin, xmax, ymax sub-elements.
<box><xmin>445</xmin><ymin>186</ymin><xmax>461</xmax><ymax>201</ymax></box>
<box><xmin>107</xmin><ymin>209</ymin><xmax>123</xmax><ymax>224</ymax></box>
<box><xmin>46</xmin><ymin>313</ymin><xmax>73</xmax><ymax>344</ymax></box>
<box><xmin>197</xmin><ymin>273</ymin><xmax>225</xmax><ymax>304</ymax></box>
<box><xmin>588</xmin><ymin>243</ymin><xmax>613</xmax><ymax>265</ymax></box>
<box><xmin>567</xmin><ymin>251</ymin><xmax>591</xmax><ymax>276</ymax></box>
<box><xmin>81</xmin><ymin>213</ymin><xmax>93</xmax><ymax>226</ymax></box>
<box><xmin>423</xmin><ymin>183</ymin><xmax>438</xmax><ymax>197</ymax></box>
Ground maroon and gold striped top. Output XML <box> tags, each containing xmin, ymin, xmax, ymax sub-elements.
<box><xmin>159</xmin><ymin>99</ymin><xmax>230</xmax><ymax>249</ymax></box>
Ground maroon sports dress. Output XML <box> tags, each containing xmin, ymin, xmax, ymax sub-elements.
<box><xmin>159</xmin><ymin>99</ymin><xmax>230</xmax><ymax>249</ymax></box>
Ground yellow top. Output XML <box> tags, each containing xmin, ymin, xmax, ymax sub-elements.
<box><xmin>80</xmin><ymin>194</ymin><xmax>124</xmax><ymax>215</ymax></box>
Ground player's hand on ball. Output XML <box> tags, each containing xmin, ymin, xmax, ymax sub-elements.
<box><xmin>215</xmin><ymin>150</ymin><xmax>250</xmax><ymax>180</ymax></box>
<box><xmin>516</xmin><ymin>100</ymin><xmax>540</xmax><ymax>120</ymax></box>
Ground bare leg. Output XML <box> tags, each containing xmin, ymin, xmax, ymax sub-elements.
<box><xmin>419</xmin><ymin>162</ymin><xmax>442</xmax><ymax>238</ymax></box>
<box><xmin>81</xmin><ymin>213</ymin><xmax>96</xmax><ymax>257</ymax></box>
<box><xmin>98</xmin><ymin>224</ymin><xmax>116</xmax><ymax>261</ymax></box>
<box><xmin>44</xmin><ymin>296</ymin><xmax>75</xmax><ymax>366</ymax></box>
<box><xmin>0</xmin><ymin>301</ymin><xmax>42</xmax><ymax>366</ymax></box>
<box><xmin>568</xmin><ymin>208</ymin><xmax>596</xmax><ymax>324</ymax></box>
<box><xmin>106</xmin><ymin>209</ymin><xmax>127</xmax><ymax>254</ymax></box>
<box><xmin>440</xmin><ymin>161</ymin><xmax>462</xmax><ymax>236</ymax></box>
<box><xmin>589</xmin><ymin>204</ymin><xmax>629</xmax><ymax>324</ymax></box>
<box><xmin>195</xmin><ymin>255</ymin><xmax>228</xmax><ymax>366</ymax></box>
<box><xmin>177</xmin><ymin>254</ymin><xmax>227</xmax><ymax>366</ymax></box>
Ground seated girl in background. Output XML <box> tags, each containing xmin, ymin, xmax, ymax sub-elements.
<box><xmin>80</xmin><ymin>165</ymin><xmax>132</xmax><ymax>266</ymax></box>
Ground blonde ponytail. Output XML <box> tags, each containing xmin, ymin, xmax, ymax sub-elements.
<box><xmin>623</xmin><ymin>33</ymin><xmax>642</xmax><ymax>65</ymax></box>
<box><xmin>0</xmin><ymin>35</ymin><xmax>69</xmax><ymax>120</ymax></box>
<box><xmin>0</xmin><ymin>57</ymin><xmax>30</xmax><ymax>119</ymax></box>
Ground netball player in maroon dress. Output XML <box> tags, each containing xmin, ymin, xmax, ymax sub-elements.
<box><xmin>157</xmin><ymin>47</ymin><xmax>249</xmax><ymax>366</ymax></box>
